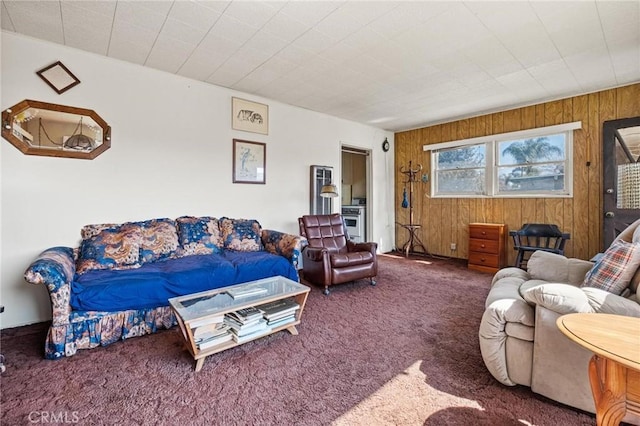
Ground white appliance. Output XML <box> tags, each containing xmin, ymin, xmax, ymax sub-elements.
<box><xmin>342</xmin><ymin>205</ymin><xmax>366</xmax><ymax>242</ymax></box>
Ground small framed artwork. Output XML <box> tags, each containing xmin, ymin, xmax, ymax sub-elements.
<box><xmin>36</xmin><ymin>61</ymin><xmax>81</xmax><ymax>94</ymax></box>
<box><xmin>233</xmin><ymin>139</ymin><xmax>266</xmax><ymax>184</ymax></box>
<box><xmin>232</xmin><ymin>97</ymin><xmax>269</xmax><ymax>135</ymax></box>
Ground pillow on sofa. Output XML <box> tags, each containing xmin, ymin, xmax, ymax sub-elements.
<box><xmin>176</xmin><ymin>216</ymin><xmax>223</xmax><ymax>256</ymax></box>
<box><xmin>138</xmin><ymin>218</ymin><xmax>180</xmax><ymax>263</ymax></box>
<box><xmin>581</xmin><ymin>239</ymin><xmax>640</xmax><ymax>295</ymax></box>
<box><xmin>219</xmin><ymin>218</ymin><xmax>263</xmax><ymax>252</ymax></box>
<box><xmin>630</xmin><ymin>224</ymin><xmax>640</xmax><ymax>295</ymax></box>
<box><xmin>81</xmin><ymin>222</ymin><xmax>120</xmax><ymax>240</ymax></box>
<box><xmin>77</xmin><ymin>223</ymin><xmax>143</xmax><ymax>275</ymax></box>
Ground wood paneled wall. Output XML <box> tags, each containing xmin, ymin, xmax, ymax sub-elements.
<box><xmin>394</xmin><ymin>83</ymin><xmax>640</xmax><ymax>264</ymax></box>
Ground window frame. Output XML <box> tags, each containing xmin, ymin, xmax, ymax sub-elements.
<box><xmin>425</xmin><ymin>122</ymin><xmax>580</xmax><ymax>199</ymax></box>
<box><xmin>433</xmin><ymin>143</ymin><xmax>488</xmax><ymax>196</ymax></box>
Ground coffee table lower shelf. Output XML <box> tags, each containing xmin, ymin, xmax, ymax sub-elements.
<box><xmin>169</xmin><ymin>276</ymin><xmax>310</xmax><ymax>372</ymax></box>
<box><xmin>188</xmin><ymin>321</ymin><xmax>300</xmax><ymax>371</ymax></box>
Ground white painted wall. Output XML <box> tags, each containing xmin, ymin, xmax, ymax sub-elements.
<box><xmin>0</xmin><ymin>32</ymin><xmax>395</xmax><ymax>329</ymax></box>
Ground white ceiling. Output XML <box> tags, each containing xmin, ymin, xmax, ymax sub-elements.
<box><xmin>2</xmin><ymin>1</ymin><xmax>639</xmax><ymax>132</ymax></box>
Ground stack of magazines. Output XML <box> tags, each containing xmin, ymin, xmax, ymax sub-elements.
<box><xmin>259</xmin><ymin>299</ymin><xmax>300</xmax><ymax>328</ymax></box>
<box><xmin>192</xmin><ymin>321</ymin><xmax>232</xmax><ymax>350</ymax></box>
<box><xmin>224</xmin><ymin>307</ymin><xmax>269</xmax><ymax>343</ymax></box>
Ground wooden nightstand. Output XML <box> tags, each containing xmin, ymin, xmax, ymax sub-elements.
<box><xmin>468</xmin><ymin>223</ymin><xmax>506</xmax><ymax>274</ymax></box>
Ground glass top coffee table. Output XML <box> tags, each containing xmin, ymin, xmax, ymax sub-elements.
<box><xmin>169</xmin><ymin>276</ymin><xmax>310</xmax><ymax>372</ymax></box>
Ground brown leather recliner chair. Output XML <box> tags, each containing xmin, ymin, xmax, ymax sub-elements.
<box><xmin>298</xmin><ymin>214</ymin><xmax>378</xmax><ymax>295</ymax></box>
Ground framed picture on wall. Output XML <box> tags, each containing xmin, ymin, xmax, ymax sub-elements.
<box><xmin>232</xmin><ymin>97</ymin><xmax>269</xmax><ymax>135</ymax></box>
<box><xmin>233</xmin><ymin>139</ymin><xmax>266</xmax><ymax>184</ymax></box>
<box><xmin>36</xmin><ymin>61</ymin><xmax>81</xmax><ymax>94</ymax></box>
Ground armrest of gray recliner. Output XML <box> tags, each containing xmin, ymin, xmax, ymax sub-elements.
<box><xmin>479</xmin><ymin>271</ymin><xmax>536</xmax><ymax>387</ymax></box>
<box><xmin>522</xmin><ymin>283</ymin><xmax>640</xmax><ymax>317</ymax></box>
<box><xmin>491</xmin><ymin>267</ymin><xmax>530</xmax><ymax>287</ymax></box>
<box><xmin>522</xmin><ymin>283</ymin><xmax>594</xmax><ymax>315</ymax></box>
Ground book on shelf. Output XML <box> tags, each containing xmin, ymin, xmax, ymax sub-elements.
<box><xmin>231</xmin><ymin>327</ymin><xmax>271</xmax><ymax>344</ymax></box>
<box><xmin>226</xmin><ymin>307</ymin><xmax>263</xmax><ymax>323</ymax></box>
<box><xmin>223</xmin><ymin>316</ymin><xmax>262</xmax><ymax>330</ymax></box>
<box><xmin>264</xmin><ymin>309</ymin><xmax>298</xmax><ymax>322</ymax></box>
<box><xmin>194</xmin><ymin>323</ymin><xmax>231</xmax><ymax>341</ymax></box>
<box><xmin>226</xmin><ymin>318</ymin><xmax>269</xmax><ymax>337</ymax></box>
<box><xmin>197</xmin><ymin>332</ymin><xmax>233</xmax><ymax>350</ymax></box>
<box><xmin>226</xmin><ymin>286</ymin><xmax>268</xmax><ymax>299</ymax></box>
<box><xmin>188</xmin><ymin>314</ymin><xmax>225</xmax><ymax>330</ymax></box>
<box><xmin>267</xmin><ymin>314</ymin><xmax>296</xmax><ymax>328</ymax></box>
<box><xmin>259</xmin><ymin>299</ymin><xmax>300</xmax><ymax>320</ymax></box>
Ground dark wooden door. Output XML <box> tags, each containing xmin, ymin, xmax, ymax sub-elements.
<box><xmin>603</xmin><ymin>117</ymin><xmax>640</xmax><ymax>248</ymax></box>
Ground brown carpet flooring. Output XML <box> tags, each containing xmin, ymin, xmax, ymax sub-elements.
<box><xmin>0</xmin><ymin>254</ymin><xmax>595</xmax><ymax>425</ymax></box>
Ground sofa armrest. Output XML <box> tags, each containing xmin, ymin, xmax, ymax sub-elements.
<box><xmin>522</xmin><ymin>283</ymin><xmax>594</xmax><ymax>315</ymax></box>
<box><xmin>479</xmin><ymin>296</ymin><xmax>535</xmax><ymax>386</ymax></box>
<box><xmin>24</xmin><ymin>247</ymin><xmax>75</xmax><ymax>326</ymax></box>
<box><xmin>492</xmin><ymin>267</ymin><xmax>530</xmax><ymax>287</ymax></box>
<box><xmin>261</xmin><ymin>229</ymin><xmax>307</xmax><ymax>269</ymax></box>
<box><xmin>523</xmin><ymin>283</ymin><xmax>640</xmax><ymax>318</ymax></box>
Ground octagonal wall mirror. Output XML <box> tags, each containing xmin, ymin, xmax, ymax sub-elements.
<box><xmin>2</xmin><ymin>99</ymin><xmax>111</xmax><ymax>159</ymax></box>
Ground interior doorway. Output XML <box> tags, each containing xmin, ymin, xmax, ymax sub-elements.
<box><xmin>603</xmin><ymin>116</ymin><xmax>640</xmax><ymax>248</ymax></box>
<box><xmin>341</xmin><ymin>147</ymin><xmax>370</xmax><ymax>242</ymax></box>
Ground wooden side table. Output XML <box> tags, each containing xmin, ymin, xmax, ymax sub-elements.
<box><xmin>468</xmin><ymin>223</ymin><xmax>506</xmax><ymax>273</ymax></box>
<box><xmin>557</xmin><ymin>313</ymin><xmax>640</xmax><ymax>426</ymax></box>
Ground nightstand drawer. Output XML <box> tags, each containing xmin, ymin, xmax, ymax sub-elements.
<box><xmin>469</xmin><ymin>238</ymin><xmax>499</xmax><ymax>254</ymax></box>
<box><xmin>468</xmin><ymin>252</ymin><xmax>500</xmax><ymax>268</ymax></box>
<box><xmin>469</xmin><ymin>226</ymin><xmax>501</xmax><ymax>240</ymax></box>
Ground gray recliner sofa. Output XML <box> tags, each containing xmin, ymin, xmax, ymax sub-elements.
<box><xmin>479</xmin><ymin>219</ymin><xmax>640</xmax><ymax>423</ymax></box>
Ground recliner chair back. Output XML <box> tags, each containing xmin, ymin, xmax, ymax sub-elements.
<box><xmin>300</xmin><ymin>214</ymin><xmax>349</xmax><ymax>254</ymax></box>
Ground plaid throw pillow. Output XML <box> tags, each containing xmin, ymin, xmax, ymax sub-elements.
<box><xmin>581</xmin><ymin>240</ymin><xmax>640</xmax><ymax>295</ymax></box>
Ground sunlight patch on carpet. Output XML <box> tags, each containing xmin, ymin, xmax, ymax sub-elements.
<box><xmin>331</xmin><ymin>360</ymin><xmax>483</xmax><ymax>425</ymax></box>
<box><xmin>378</xmin><ymin>253</ymin><xmax>434</xmax><ymax>266</ymax></box>
<box><xmin>379</xmin><ymin>253</ymin><xmax>404</xmax><ymax>259</ymax></box>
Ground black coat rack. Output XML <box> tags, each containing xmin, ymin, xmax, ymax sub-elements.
<box><xmin>398</xmin><ymin>161</ymin><xmax>429</xmax><ymax>257</ymax></box>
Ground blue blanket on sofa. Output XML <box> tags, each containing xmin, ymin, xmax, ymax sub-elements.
<box><xmin>71</xmin><ymin>251</ymin><xmax>298</xmax><ymax>312</ymax></box>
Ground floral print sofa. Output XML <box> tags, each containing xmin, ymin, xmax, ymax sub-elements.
<box><xmin>24</xmin><ymin>216</ymin><xmax>306</xmax><ymax>359</ymax></box>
